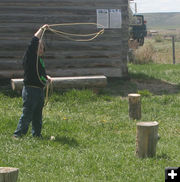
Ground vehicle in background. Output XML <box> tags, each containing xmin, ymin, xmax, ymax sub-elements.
<box><xmin>129</xmin><ymin>14</ymin><xmax>147</xmax><ymax>46</ymax></box>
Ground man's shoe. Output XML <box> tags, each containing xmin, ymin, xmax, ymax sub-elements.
<box><xmin>12</xmin><ymin>135</ymin><xmax>20</xmax><ymax>140</ymax></box>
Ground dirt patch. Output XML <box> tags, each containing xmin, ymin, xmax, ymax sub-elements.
<box><xmin>105</xmin><ymin>77</ymin><xmax>180</xmax><ymax>96</ymax></box>
<box><xmin>132</xmin><ymin>78</ymin><xmax>180</xmax><ymax>95</ymax></box>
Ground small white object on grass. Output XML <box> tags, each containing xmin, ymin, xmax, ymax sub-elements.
<box><xmin>50</xmin><ymin>136</ymin><xmax>55</xmax><ymax>140</ymax></box>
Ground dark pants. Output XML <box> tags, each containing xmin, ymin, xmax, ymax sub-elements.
<box><xmin>14</xmin><ymin>86</ymin><xmax>44</xmax><ymax>137</ymax></box>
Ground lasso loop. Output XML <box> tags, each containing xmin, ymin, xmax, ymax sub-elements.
<box><xmin>37</xmin><ymin>22</ymin><xmax>104</xmax><ymax>105</ymax></box>
<box><xmin>47</xmin><ymin>22</ymin><xmax>104</xmax><ymax>41</ymax></box>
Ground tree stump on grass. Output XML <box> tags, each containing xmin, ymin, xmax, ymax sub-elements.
<box><xmin>136</xmin><ymin>121</ymin><xmax>159</xmax><ymax>158</ymax></box>
<box><xmin>0</xmin><ymin>167</ymin><xmax>19</xmax><ymax>182</ymax></box>
<box><xmin>128</xmin><ymin>93</ymin><xmax>141</xmax><ymax>120</ymax></box>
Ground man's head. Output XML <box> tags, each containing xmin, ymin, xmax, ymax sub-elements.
<box><xmin>37</xmin><ymin>40</ymin><xmax>45</xmax><ymax>56</ymax></box>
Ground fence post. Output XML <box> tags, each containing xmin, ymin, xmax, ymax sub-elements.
<box><xmin>172</xmin><ymin>36</ymin><xmax>176</xmax><ymax>64</ymax></box>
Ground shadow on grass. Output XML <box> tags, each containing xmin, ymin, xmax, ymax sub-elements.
<box><xmin>156</xmin><ymin>153</ymin><xmax>171</xmax><ymax>160</ymax></box>
<box><xmin>45</xmin><ymin>135</ymin><xmax>79</xmax><ymax>147</ymax></box>
<box><xmin>103</xmin><ymin>72</ymin><xmax>180</xmax><ymax>97</ymax></box>
<box><xmin>55</xmin><ymin>136</ymin><xmax>79</xmax><ymax>147</ymax></box>
<box><xmin>1</xmin><ymin>72</ymin><xmax>180</xmax><ymax>98</ymax></box>
<box><xmin>0</xmin><ymin>89</ymin><xmax>21</xmax><ymax>98</ymax></box>
<box><xmin>0</xmin><ymin>79</ymin><xmax>21</xmax><ymax>98</ymax></box>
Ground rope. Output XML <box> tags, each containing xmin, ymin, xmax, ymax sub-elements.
<box><xmin>48</xmin><ymin>23</ymin><xmax>104</xmax><ymax>41</ymax></box>
<box><xmin>48</xmin><ymin>27</ymin><xmax>103</xmax><ymax>42</ymax></box>
<box><xmin>36</xmin><ymin>22</ymin><xmax>104</xmax><ymax>105</ymax></box>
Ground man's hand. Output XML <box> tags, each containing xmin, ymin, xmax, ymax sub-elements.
<box><xmin>35</xmin><ymin>24</ymin><xmax>49</xmax><ymax>39</ymax></box>
<box><xmin>46</xmin><ymin>75</ymin><xmax>52</xmax><ymax>83</ymax></box>
<box><xmin>41</xmin><ymin>24</ymin><xmax>49</xmax><ymax>31</ymax></box>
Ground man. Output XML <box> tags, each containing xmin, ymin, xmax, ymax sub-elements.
<box><xmin>13</xmin><ymin>24</ymin><xmax>51</xmax><ymax>138</ymax></box>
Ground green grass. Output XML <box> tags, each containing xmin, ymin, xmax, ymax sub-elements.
<box><xmin>0</xmin><ymin>64</ymin><xmax>180</xmax><ymax>182</ymax></box>
<box><xmin>128</xmin><ymin>63</ymin><xmax>180</xmax><ymax>83</ymax></box>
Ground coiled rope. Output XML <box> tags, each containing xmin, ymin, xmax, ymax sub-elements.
<box><xmin>36</xmin><ymin>22</ymin><xmax>105</xmax><ymax>105</ymax></box>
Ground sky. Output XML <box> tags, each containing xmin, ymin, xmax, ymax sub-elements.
<box><xmin>130</xmin><ymin>0</ymin><xmax>180</xmax><ymax>13</ymax></box>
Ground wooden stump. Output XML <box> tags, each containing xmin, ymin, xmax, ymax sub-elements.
<box><xmin>128</xmin><ymin>93</ymin><xmax>141</xmax><ymax>120</ymax></box>
<box><xmin>136</xmin><ymin>122</ymin><xmax>159</xmax><ymax>158</ymax></box>
<box><xmin>0</xmin><ymin>167</ymin><xmax>19</xmax><ymax>182</ymax></box>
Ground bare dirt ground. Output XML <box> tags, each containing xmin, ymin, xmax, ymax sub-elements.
<box><xmin>105</xmin><ymin>77</ymin><xmax>180</xmax><ymax>97</ymax></box>
<box><xmin>132</xmin><ymin>78</ymin><xmax>180</xmax><ymax>95</ymax></box>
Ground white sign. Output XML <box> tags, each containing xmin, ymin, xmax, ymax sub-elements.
<box><xmin>109</xmin><ymin>9</ymin><xmax>122</xmax><ymax>28</ymax></box>
<box><xmin>96</xmin><ymin>9</ymin><xmax>122</xmax><ymax>29</ymax></box>
<box><xmin>96</xmin><ymin>9</ymin><xmax>109</xmax><ymax>29</ymax></box>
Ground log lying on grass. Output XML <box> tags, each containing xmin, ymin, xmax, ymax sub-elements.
<box><xmin>11</xmin><ymin>76</ymin><xmax>107</xmax><ymax>91</ymax></box>
<box><xmin>0</xmin><ymin>167</ymin><xmax>19</xmax><ymax>182</ymax></box>
<box><xmin>136</xmin><ymin>121</ymin><xmax>159</xmax><ymax>158</ymax></box>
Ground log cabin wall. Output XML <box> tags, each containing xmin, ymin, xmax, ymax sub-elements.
<box><xmin>0</xmin><ymin>0</ymin><xmax>129</xmax><ymax>78</ymax></box>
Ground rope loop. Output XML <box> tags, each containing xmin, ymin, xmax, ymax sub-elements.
<box><xmin>47</xmin><ymin>22</ymin><xmax>104</xmax><ymax>41</ymax></box>
<box><xmin>37</xmin><ymin>22</ymin><xmax>104</xmax><ymax>105</ymax></box>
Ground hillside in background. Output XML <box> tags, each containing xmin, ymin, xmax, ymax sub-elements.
<box><xmin>142</xmin><ymin>12</ymin><xmax>180</xmax><ymax>30</ymax></box>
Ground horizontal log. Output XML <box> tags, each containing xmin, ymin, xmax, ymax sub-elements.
<box><xmin>0</xmin><ymin>7</ymin><xmax>127</xmax><ymax>15</ymax></box>
<box><xmin>0</xmin><ymin>60</ymin><xmax>23</xmax><ymax>70</ymax></box>
<box><xmin>0</xmin><ymin>58</ymin><xmax>127</xmax><ymax>70</ymax></box>
<box><xmin>0</xmin><ymin>51</ymin><xmax>24</xmax><ymax>58</ymax></box>
<box><xmin>0</xmin><ymin>23</ymin><xmax>127</xmax><ymax>33</ymax></box>
<box><xmin>0</xmin><ymin>0</ymin><xmax>127</xmax><ymax>7</ymax></box>
<box><xmin>0</xmin><ymin>70</ymin><xmax>23</xmax><ymax>79</ymax></box>
<box><xmin>0</xmin><ymin>9</ymin><xmax>128</xmax><ymax>21</ymax></box>
<box><xmin>0</xmin><ymin>30</ymin><xmax>128</xmax><ymax>40</ymax></box>
<box><xmin>0</xmin><ymin>0</ymin><xmax>127</xmax><ymax>4</ymax></box>
<box><xmin>0</xmin><ymin>15</ymin><xmax>96</xmax><ymax>24</ymax></box>
<box><xmin>0</xmin><ymin>31</ymin><xmax>128</xmax><ymax>44</ymax></box>
<box><xmin>11</xmin><ymin>75</ymin><xmax>107</xmax><ymax>91</ymax></box>
<box><xmin>0</xmin><ymin>39</ymin><xmax>128</xmax><ymax>51</ymax></box>
<box><xmin>0</xmin><ymin>67</ymin><xmax>127</xmax><ymax>78</ymax></box>
<box><xmin>0</xmin><ymin>48</ymin><xmax>128</xmax><ymax>59</ymax></box>
<box><xmin>0</xmin><ymin>16</ymin><xmax>128</xmax><ymax>27</ymax></box>
<box><xmin>0</xmin><ymin>5</ymin><xmax>127</xmax><ymax>9</ymax></box>
<box><xmin>0</xmin><ymin>0</ymin><xmax>127</xmax><ymax>3</ymax></box>
<box><xmin>47</xmin><ymin>68</ymin><xmax>126</xmax><ymax>77</ymax></box>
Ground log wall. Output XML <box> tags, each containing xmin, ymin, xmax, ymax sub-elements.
<box><xmin>0</xmin><ymin>0</ymin><xmax>129</xmax><ymax>78</ymax></box>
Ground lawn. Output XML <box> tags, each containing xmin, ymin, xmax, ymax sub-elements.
<box><xmin>0</xmin><ymin>63</ymin><xmax>180</xmax><ymax>182</ymax></box>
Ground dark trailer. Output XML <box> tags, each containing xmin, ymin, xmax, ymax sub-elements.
<box><xmin>0</xmin><ymin>0</ymin><xmax>129</xmax><ymax>79</ymax></box>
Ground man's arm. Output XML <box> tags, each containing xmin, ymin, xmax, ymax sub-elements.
<box><xmin>34</xmin><ymin>24</ymin><xmax>49</xmax><ymax>39</ymax></box>
<box><xmin>25</xmin><ymin>24</ymin><xmax>49</xmax><ymax>55</ymax></box>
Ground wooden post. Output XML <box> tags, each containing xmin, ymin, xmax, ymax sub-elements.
<box><xmin>128</xmin><ymin>93</ymin><xmax>141</xmax><ymax>120</ymax></box>
<box><xmin>172</xmin><ymin>36</ymin><xmax>176</xmax><ymax>64</ymax></box>
<box><xmin>0</xmin><ymin>167</ymin><xmax>19</xmax><ymax>182</ymax></box>
<box><xmin>136</xmin><ymin>122</ymin><xmax>159</xmax><ymax>158</ymax></box>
